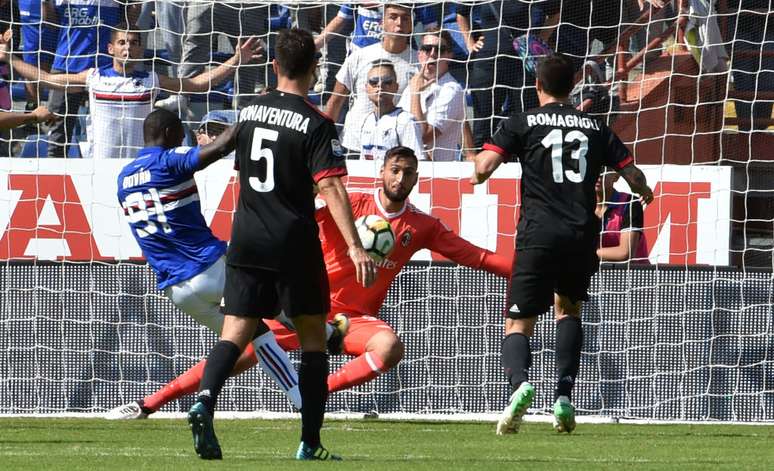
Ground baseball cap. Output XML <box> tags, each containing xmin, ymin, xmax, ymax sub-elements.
<box><xmin>198</xmin><ymin>109</ymin><xmax>237</xmax><ymax>131</ymax></box>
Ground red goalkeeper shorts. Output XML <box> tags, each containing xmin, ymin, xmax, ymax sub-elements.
<box><xmin>264</xmin><ymin>313</ymin><xmax>394</xmax><ymax>356</ymax></box>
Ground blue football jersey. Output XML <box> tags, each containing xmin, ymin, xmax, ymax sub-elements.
<box><xmin>52</xmin><ymin>0</ymin><xmax>121</xmax><ymax>72</ymax></box>
<box><xmin>19</xmin><ymin>0</ymin><xmax>58</xmax><ymax>58</ymax></box>
<box><xmin>338</xmin><ymin>3</ymin><xmax>438</xmax><ymax>49</ymax></box>
<box><xmin>117</xmin><ymin>146</ymin><xmax>226</xmax><ymax>290</ymax></box>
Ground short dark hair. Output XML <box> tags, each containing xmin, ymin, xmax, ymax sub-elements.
<box><xmin>369</xmin><ymin>60</ymin><xmax>397</xmax><ymax>78</ymax></box>
<box><xmin>275</xmin><ymin>28</ymin><xmax>316</xmax><ymax>80</ymax></box>
<box><xmin>384</xmin><ymin>146</ymin><xmax>418</xmax><ymax>165</ymax></box>
<box><xmin>110</xmin><ymin>23</ymin><xmax>141</xmax><ymax>43</ymax></box>
<box><xmin>536</xmin><ymin>53</ymin><xmax>575</xmax><ymax>98</ymax></box>
<box><xmin>383</xmin><ymin>3</ymin><xmax>414</xmax><ymax>16</ymax></box>
<box><xmin>422</xmin><ymin>26</ymin><xmax>454</xmax><ymax>51</ymax></box>
<box><xmin>144</xmin><ymin>109</ymin><xmax>181</xmax><ymax>142</ymax></box>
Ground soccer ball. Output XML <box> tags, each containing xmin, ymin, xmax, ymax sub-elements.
<box><xmin>355</xmin><ymin>215</ymin><xmax>395</xmax><ymax>262</ymax></box>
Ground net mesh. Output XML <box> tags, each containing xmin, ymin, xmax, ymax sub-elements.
<box><xmin>0</xmin><ymin>1</ymin><xmax>772</xmax><ymax>422</ymax></box>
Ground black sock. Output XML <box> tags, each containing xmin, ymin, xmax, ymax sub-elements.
<box><xmin>555</xmin><ymin>316</ymin><xmax>584</xmax><ymax>401</ymax></box>
<box><xmin>502</xmin><ymin>333</ymin><xmax>532</xmax><ymax>392</ymax></box>
<box><xmin>196</xmin><ymin>340</ymin><xmax>242</xmax><ymax>416</ymax></box>
<box><xmin>299</xmin><ymin>351</ymin><xmax>329</xmax><ymax>448</ymax></box>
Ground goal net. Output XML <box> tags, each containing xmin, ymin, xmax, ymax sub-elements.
<box><xmin>0</xmin><ymin>1</ymin><xmax>772</xmax><ymax>423</ymax></box>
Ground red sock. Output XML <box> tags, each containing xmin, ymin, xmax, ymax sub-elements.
<box><xmin>327</xmin><ymin>352</ymin><xmax>386</xmax><ymax>393</ymax></box>
<box><xmin>143</xmin><ymin>360</ymin><xmax>206</xmax><ymax>412</ymax></box>
<box><xmin>142</xmin><ymin>345</ymin><xmax>261</xmax><ymax>412</ymax></box>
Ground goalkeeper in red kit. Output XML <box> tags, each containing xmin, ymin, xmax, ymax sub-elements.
<box><xmin>116</xmin><ymin>145</ymin><xmax>511</xmax><ymax>411</ymax></box>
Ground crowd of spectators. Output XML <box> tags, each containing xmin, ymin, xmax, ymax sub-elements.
<box><xmin>1</xmin><ymin>0</ymin><xmax>766</xmax><ymax>266</ymax></box>
<box><xmin>0</xmin><ymin>0</ymin><xmax>768</xmax><ymax>164</ymax></box>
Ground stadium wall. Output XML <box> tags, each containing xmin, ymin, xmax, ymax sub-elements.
<box><xmin>0</xmin><ymin>159</ymin><xmax>731</xmax><ymax>265</ymax></box>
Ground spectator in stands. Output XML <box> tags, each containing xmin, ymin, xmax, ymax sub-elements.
<box><xmin>41</xmin><ymin>0</ymin><xmax>140</xmax><ymax>158</ymax></box>
<box><xmin>595</xmin><ymin>170</ymin><xmax>649</xmax><ymax>263</ymax></box>
<box><xmin>359</xmin><ymin>62</ymin><xmax>424</xmax><ymax>162</ymax></box>
<box><xmin>158</xmin><ymin>2</ymin><xmax>271</xmax><ymax>114</ymax></box>
<box><xmin>0</xmin><ymin>106</ymin><xmax>55</xmax><ymax>129</ymax></box>
<box><xmin>456</xmin><ymin>1</ymin><xmax>546</xmax><ymax>148</ymax></box>
<box><xmin>0</xmin><ymin>28</ymin><xmax>262</xmax><ymax>159</ymax></box>
<box><xmin>728</xmin><ymin>0</ymin><xmax>774</xmax><ymax>131</ymax></box>
<box><xmin>136</xmin><ymin>1</ymin><xmax>185</xmax><ymax>77</ymax></box>
<box><xmin>195</xmin><ymin>109</ymin><xmax>237</xmax><ymax>146</ymax></box>
<box><xmin>314</xmin><ymin>2</ymin><xmax>438</xmax><ymax>52</ymax></box>
<box><xmin>398</xmin><ymin>27</ymin><xmax>465</xmax><ymax>161</ymax></box>
<box><xmin>297</xmin><ymin>4</ymin><xmax>350</xmax><ymax>107</ymax></box>
<box><xmin>326</xmin><ymin>3</ymin><xmax>418</xmax><ymax>156</ymax></box>
<box><xmin>312</xmin><ymin>3</ymin><xmax>437</xmax><ymax>108</ymax></box>
<box><xmin>542</xmin><ymin>1</ymin><xmax>652</xmax><ymax>71</ymax></box>
<box><xmin>18</xmin><ymin>0</ymin><xmax>58</xmax><ymax>112</ymax></box>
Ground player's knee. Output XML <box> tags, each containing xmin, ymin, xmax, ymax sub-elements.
<box><xmin>554</xmin><ymin>294</ymin><xmax>582</xmax><ymax>320</ymax></box>
<box><xmin>505</xmin><ymin>317</ymin><xmax>536</xmax><ymax>337</ymax></box>
<box><xmin>374</xmin><ymin>335</ymin><xmax>404</xmax><ymax>369</ymax></box>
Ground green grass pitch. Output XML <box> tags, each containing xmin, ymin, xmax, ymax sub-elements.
<box><xmin>1</xmin><ymin>418</ymin><xmax>771</xmax><ymax>470</ymax></box>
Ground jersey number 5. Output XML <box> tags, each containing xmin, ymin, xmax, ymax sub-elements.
<box><xmin>542</xmin><ymin>129</ymin><xmax>588</xmax><ymax>183</ymax></box>
<box><xmin>249</xmin><ymin>127</ymin><xmax>279</xmax><ymax>192</ymax></box>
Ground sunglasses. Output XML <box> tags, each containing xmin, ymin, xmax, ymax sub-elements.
<box><xmin>419</xmin><ymin>44</ymin><xmax>450</xmax><ymax>55</ymax></box>
<box><xmin>368</xmin><ymin>76</ymin><xmax>396</xmax><ymax>86</ymax></box>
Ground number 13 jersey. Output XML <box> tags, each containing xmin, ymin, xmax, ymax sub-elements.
<box><xmin>117</xmin><ymin>145</ymin><xmax>226</xmax><ymax>290</ymax></box>
<box><xmin>229</xmin><ymin>90</ymin><xmax>347</xmax><ymax>271</ymax></box>
<box><xmin>484</xmin><ymin>102</ymin><xmax>633</xmax><ymax>250</ymax></box>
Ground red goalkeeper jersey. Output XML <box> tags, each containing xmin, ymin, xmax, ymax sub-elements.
<box><xmin>316</xmin><ymin>190</ymin><xmax>511</xmax><ymax>317</ymax></box>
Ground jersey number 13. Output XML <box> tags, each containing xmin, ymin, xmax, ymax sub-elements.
<box><xmin>541</xmin><ymin>129</ymin><xmax>588</xmax><ymax>184</ymax></box>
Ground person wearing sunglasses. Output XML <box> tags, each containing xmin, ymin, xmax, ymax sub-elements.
<box><xmin>326</xmin><ymin>4</ymin><xmax>419</xmax><ymax>157</ymax></box>
<box><xmin>359</xmin><ymin>62</ymin><xmax>424</xmax><ymax>162</ymax></box>
<box><xmin>398</xmin><ymin>27</ymin><xmax>465</xmax><ymax>161</ymax></box>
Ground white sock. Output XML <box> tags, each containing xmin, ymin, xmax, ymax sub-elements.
<box><xmin>274</xmin><ymin>311</ymin><xmax>334</xmax><ymax>340</ymax></box>
<box><xmin>252</xmin><ymin>331</ymin><xmax>302</xmax><ymax>409</ymax></box>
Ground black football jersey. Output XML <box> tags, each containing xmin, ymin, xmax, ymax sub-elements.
<box><xmin>485</xmin><ymin>102</ymin><xmax>632</xmax><ymax>250</ymax></box>
<box><xmin>228</xmin><ymin>90</ymin><xmax>347</xmax><ymax>270</ymax></box>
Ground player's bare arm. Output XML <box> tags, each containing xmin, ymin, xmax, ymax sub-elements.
<box><xmin>317</xmin><ymin>176</ymin><xmax>376</xmax><ymax>288</ymax></box>
<box><xmin>196</xmin><ymin>124</ymin><xmax>239</xmax><ymax>170</ymax></box>
<box><xmin>0</xmin><ymin>30</ymin><xmax>88</xmax><ymax>90</ymax></box>
<box><xmin>158</xmin><ymin>37</ymin><xmax>264</xmax><ymax>94</ymax></box>
<box><xmin>470</xmin><ymin>149</ymin><xmax>506</xmax><ymax>185</ymax></box>
<box><xmin>0</xmin><ymin>106</ymin><xmax>57</xmax><ymax>129</ymax></box>
<box><xmin>617</xmin><ymin>164</ymin><xmax>654</xmax><ymax>205</ymax></box>
<box><xmin>324</xmin><ymin>81</ymin><xmax>350</xmax><ymax>123</ymax></box>
<box><xmin>315</xmin><ymin>14</ymin><xmax>348</xmax><ymax>50</ymax></box>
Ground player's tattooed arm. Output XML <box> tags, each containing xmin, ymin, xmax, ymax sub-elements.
<box><xmin>470</xmin><ymin>150</ymin><xmax>505</xmax><ymax>185</ymax></box>
<box><xmin>196</xmin><ymin>123</ymin><xmax>239</xmax><ymax>170</ymax></box>
<box><xmin>618</xmin><ymin>164</ymin><xmax>654</xmax><ymax>205</ymax></box>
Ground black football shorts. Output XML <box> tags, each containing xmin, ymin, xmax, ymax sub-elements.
<box><xmin>506</xmin><ymin>246</ymin><xmax>599</xmax><ymax>319</ymax></box>
<box><xmin>223</xmin><ymin>261</ymin><xmax>330</xmax><ymax>319</ymax></box>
